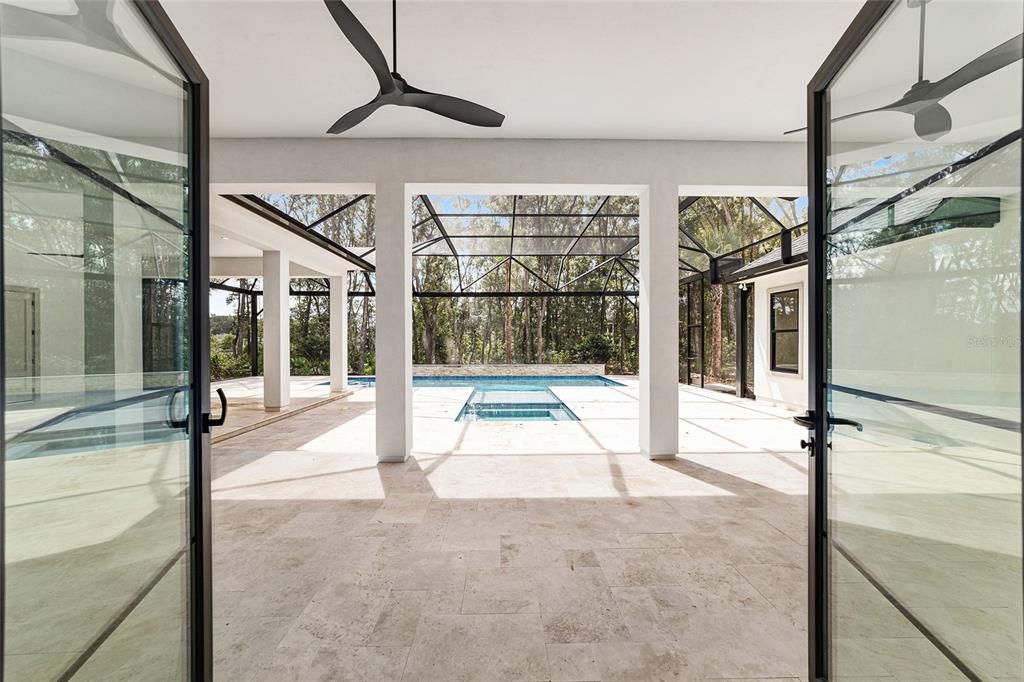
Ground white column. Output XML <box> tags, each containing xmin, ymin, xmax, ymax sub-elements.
<box><xmin>639</xmin><ymin>181</ymin><xmax>679</xmax><ymax>459</ymax></box>
<box><xmin>263</xmin><ymin>250</ymin><xmax>290</xmax><ymax>411</ymax></box>
<box><xmin>374</xmin><ymin>182</ymin><xmax>412</xmax><ymax>462</ymax></box>
<box><xmin>329</xmin><ymin>274</ymin><xmax>349</xmax><ymax>393</ymax></box>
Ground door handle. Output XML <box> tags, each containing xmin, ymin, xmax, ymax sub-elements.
<box><xmin>792</xmin><ymin>410</ymin><xmax>863</xmax><ymax>432</ymax></box>
<box><xmin>793</xmin><ymin>410</ymin><xmax>814</xmax><ymax>429</ymax></box>
<box><xmin>203</xmin><ymin>388</ymin><xmax>228</xmax><ymax>432</ymax></box>
<box><xmin>166</xmin><ymin>387</ymin><xmax>190</xmax><ymax>430</ymax></box>
<box><xmin>830</xmin><ymin>416</ymin><xmax>864</xmax><ymax>432</ymax></box>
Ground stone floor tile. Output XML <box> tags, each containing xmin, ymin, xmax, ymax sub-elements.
<box><xmin>402</xmin><ymin>613</ymin><xmax>549</xmax><ymax>681</ymax></box>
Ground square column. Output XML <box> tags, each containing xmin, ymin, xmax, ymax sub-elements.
<box><xmin>329</xmin><ymin>274</ymin><xmax>349</xmax><ymax>393</ymax></box>
<box><xmin>374</xmin><ymin>182</ymin><xmax>412</xmax><ymax>462</ymax></box>
<box><xmin>263</xmin><ymin>250</ymin><xmax>290</xmax><ymax>411</ymax></box>
<box><xmin>639</xmin><ymin>181</ymin><xmax>680</xmax><ymax>459</ymax></box>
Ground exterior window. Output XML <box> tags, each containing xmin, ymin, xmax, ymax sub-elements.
<box><xmin>770</xmin><ymin>289</ymin><xmax>799</xmax><ymax>373</ymax></box>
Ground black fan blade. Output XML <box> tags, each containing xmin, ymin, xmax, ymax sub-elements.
<box><xmin>328</xmin><ymin>98</ymin><xmax>383</xmax><ymax>134</ymax></box>
<box><xmin>324</xmin><ymin>0</ymin><xmax>394</xmax><ymax>94</ymax></box>
<box><xmin>783</xmin><ymin>105</ymin><xmax>896</xmax><ymax>135</ymax></box>
<box><xmin>784</xmin><ymin>33</ymin><xmax>1022</xmax><ymax>137</ymax></box>
<box><xmin>929</xmin><ymin>33</ymin><xmax>1023</xmax><ymax>100</ymax></box>
<box><xmin>402</xmin><ymin>85</ymin><xmax>504</xmax><ymax>127</ymax></box>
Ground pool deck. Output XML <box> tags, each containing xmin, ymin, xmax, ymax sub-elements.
<box><xmin>210</xmin><ymin>379</ymin><xmax>820</xmax><ymax>680</ymax></box>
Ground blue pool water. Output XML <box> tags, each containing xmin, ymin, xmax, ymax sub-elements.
<box><xmin>458</xmin><ymin>385</ymin><xmax>579</xmax><ymax>422</ymax></box>
<box><xmin>344</xmin><ymin>375</ymin><xmax>623</xmax><ymax>422</ymax></box>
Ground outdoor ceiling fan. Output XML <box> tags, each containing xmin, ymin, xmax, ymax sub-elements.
<box><xmin>785</xmin><ymin>0</ymin><xmax>1022</xmax><ymax>141</ymax></box>
<box><xmin>324</xmin><ymin>0</ymin><xmax>505</xmax><ymax>134</ymax></box>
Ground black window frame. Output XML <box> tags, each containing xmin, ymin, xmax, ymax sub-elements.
<box><xmin>770</xmin><ymin>288</ymin><xmax>800</xmax><ymax>374</ymax></box>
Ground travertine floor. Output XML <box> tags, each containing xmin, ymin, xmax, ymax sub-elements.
<box><xmin>211</xmin><ymin>382</ymin><xmax>814</xmax><ymax>681</ymax></box>
<box><xmin>212</xmin><ymin>376</ymin><xmax>341</xmax><ymax>440</ymax></box>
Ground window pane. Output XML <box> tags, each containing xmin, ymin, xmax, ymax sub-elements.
<box><xmin>771</xmin><ymin>290</ymin><xmax>799</xmax><ymax>330</ymax></box>
<box><xmin>772</xmin><ymin>330</ymin><xmax>798</xmax><ymax>372</ymax></box>
<box><xmin>3</xmin><ymin>0</ymin><xmax>192</xmax><ymax>677</ymax></box>
<box><xmin>824</xmin><ymin>2</ymin><xmax>1022</xmax><ymax>678</ymax></box>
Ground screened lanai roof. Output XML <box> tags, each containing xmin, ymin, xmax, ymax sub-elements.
<box><xmin>677</xmin><ymin>195</ymin><xmax>808</xmax><ymax>282</ymax></box>
<box><xmin>408</xmin><ymin>194</ymin><xmax>639</xmax><ymax>296</ymax></box>
<box><xmin>224</xmin><ymin>192</ymin><xmax>640</xmax><ymax>297</ymax></box>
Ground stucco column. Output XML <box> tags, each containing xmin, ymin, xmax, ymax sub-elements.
<box><xmin>263</xmin><ymin>250</ymin><xmax>290</xmax><ymax>411</ymax></box>
<box><xmin>374</xmin><ymin>182</ymin><xmax>412</xmax><ymax>462</ymax></box>
<box><xmin>639</xmin><ymin>181</ymin><xmax>679</xmax><ymax>459</ymax></box>
<box><xmin>329</xmin><ymin>274</ymin><xmax>349</xmax><ymax>393</ymax></box>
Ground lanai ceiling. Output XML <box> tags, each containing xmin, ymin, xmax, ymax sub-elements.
<box><xmin>161</xmin><ymin>0</ymin><xmax>867</xmax><ymax>140</ymax></box>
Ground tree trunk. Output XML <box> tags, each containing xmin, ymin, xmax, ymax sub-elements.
<box><xmin>456</xmin><ymin>305</ymin><xmax>464</xmax><ymax>364</ymax></box>
<box><xmin>617</xmin><ymin>296</ymin><xmax>625</xmax><ymax>374</ymax></box>
<box><xmin>419</xmin><ymin>299</ymin><xmax>435</xmax><ymax>364</ymax></box>
<box><xmin>710</xmin><ymin>284</ymin><xmax>723</xmax><ymax>380</ymax></box>
<box><xmin>358</xmin><ymin>298</ymin><xmax>369</xmax><ymax>374</ymax></box>
<box><xmin>232</xmin><ymin>279</ymin><xmax>248</xmax><ymax>356</ymax></box>
<box><xmin>536</xmin><ymin>296</ymin><xmax>546</xmax><ymax>363</ymax></box>
<box><xmin>483</xmin><ymin>301</ymin><xmax>492</xmax><ymax>363</ymax></box>
<box><xmin>504</xmin><ymin>304</ymin><xmax>513</xmax><ymax>364</ymax></box>
<box><xmin>503</xmin><ymin>259</ymin><xmax>513</xmax><ymax>363</ymax></box>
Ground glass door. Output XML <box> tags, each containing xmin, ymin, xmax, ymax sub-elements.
<box><xmin>805</xmin><ymin>1</ymin><xmax>1023</xmax><ymax>679</ymax></box>
<box><xmin>1</xmin><ymin>1</ymin><xmax>210</xmax><ymax>679</ymax></box>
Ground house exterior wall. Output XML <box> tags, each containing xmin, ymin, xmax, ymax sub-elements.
<box><xmin>749</xmin><ymin>266</ymin><xmax>808</xmax><ymax>412</ymax></box>
<box><xmin>830</xmin><ymin>200</ymin><xmax>1020</xmax><ymax>415</ymax></box>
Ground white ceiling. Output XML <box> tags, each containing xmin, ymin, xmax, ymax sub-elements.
<box><xmin>162</xmin><ymin>0</ymin><xmax>864</xmax><ymax>141</ymax></box>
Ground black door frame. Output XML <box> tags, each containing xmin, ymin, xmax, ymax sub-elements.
<box><xmin>117</xmin><ymin>3</ymin><xmax>212</xmax><ymax>679</ymax></box>
<box><xmin>804</xmin><ymin>2</ymin><xmax>895</xmax><ymax>680</ymax></box>
<box><xmin>133</xmin><ymin>3</ymin><xmax>212</xmax><ymax>678</ymax></box>
<box><xmin>0</xmin><ymin>1</ymin><xmax>210</xmax><ymax>677</ymax></box>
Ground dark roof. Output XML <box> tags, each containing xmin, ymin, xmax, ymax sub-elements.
<box><xmin>730</xmin><ymin>232</ymin><xmax>808</xmax><ymax>280</ymax></box>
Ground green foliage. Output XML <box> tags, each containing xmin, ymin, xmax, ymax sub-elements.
<box><xmin>291</xmin><ymin>355</ymin><xmax>327</xmax><ymax>376</ymax></box>
<box><xmin>570</xmin><ymin>334</ymin><xmax>614</xmax><ymax>364</ymax></box>
<box><xmin>210</xmin><ymin>346</ymin><xmax>251</xmax><ymax>380</ymax></box>
<box><xmin>209</xmin><ymin>314</ymin><xmax>236</xmax><ymax>336</ymax></box>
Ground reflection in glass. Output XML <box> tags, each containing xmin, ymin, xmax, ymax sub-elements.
<box><xmin>2</xmin><ymin>0</ymin><xmax>193</xmax><ymax>678</ymax></box>
<box><xmin>824</xmin><ymin>1</ymin><xmax>1022</xmax><ymax>678</ymax></box>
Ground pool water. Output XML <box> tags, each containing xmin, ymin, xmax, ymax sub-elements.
<box><xmin>457</xmin><ymin>385</ymin><xmax>579</xmax><ymax>422</ymax></box>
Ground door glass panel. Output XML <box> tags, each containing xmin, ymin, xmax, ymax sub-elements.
<box><xmin>1</xmin><ymin>0</ymin><xmax>193</xmax><ymax>678</ymax></box>
<box><xmin>825</xmin><ymin>1</ymin><xmax>1022</xmax><ymax>678</ymax></box>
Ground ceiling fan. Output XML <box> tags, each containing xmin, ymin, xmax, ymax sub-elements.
<box><xmin>324</xmin><ymin>0</ymin><xmax>505</xmax><ymax>134</ymax></box>
<box><xmin>785</xmin><ymin>0</ymin><xmax>1022</xmax><ymax>141</ymax></box>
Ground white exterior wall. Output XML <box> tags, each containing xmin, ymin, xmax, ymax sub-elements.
<box><xmin>750</xmin><ymin>266</ymin><xmax>808</xmax><ymax>412</ymax></box>
<box><xmin>830</xmin><ymin>199</ymin><xmax>1020</xmax><ymax>414</ymax></box>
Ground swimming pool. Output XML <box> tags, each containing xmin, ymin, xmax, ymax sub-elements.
<box><xmin>457</xmin><ymin>384</ymin><xmax>579</xmax><ymax>422</ymax></box>
<box><xmin>345</xmin><ymin>375</ymin><xmax>622</xmax><ymax>422</ymax></box>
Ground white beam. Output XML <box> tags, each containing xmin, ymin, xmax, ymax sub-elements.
<box><xmin>330</xmin><ymin>275</ymin><xmax>349</xmax><ymax>393</ymax></box>
<box><xmin>211</xmin><ymin>138</ymin><xmax>805</xmax><ymax>190</ymax></box>
<box><xmin>212</xmin><ymin>196</ymin><xmax>355</xmax><ymax>276</ymax></box>
<box><xmin>210</xmin><ymin>257</ymin><xmax>325</xmax><ymax>278</ymax></box>
<box><xmin>375</xmin><ymin>182</ymin><xmax>412</xmax><ymax>463</ymax></box>
<box><xmin>639</xmin><ymin>181</ymin><xmax>679</xmax><ymax>460</ymax></box>
<box><xmin>263</xmin><ymin>250</ymin><xmax>290</xmax><ymax>411</ymax></box>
